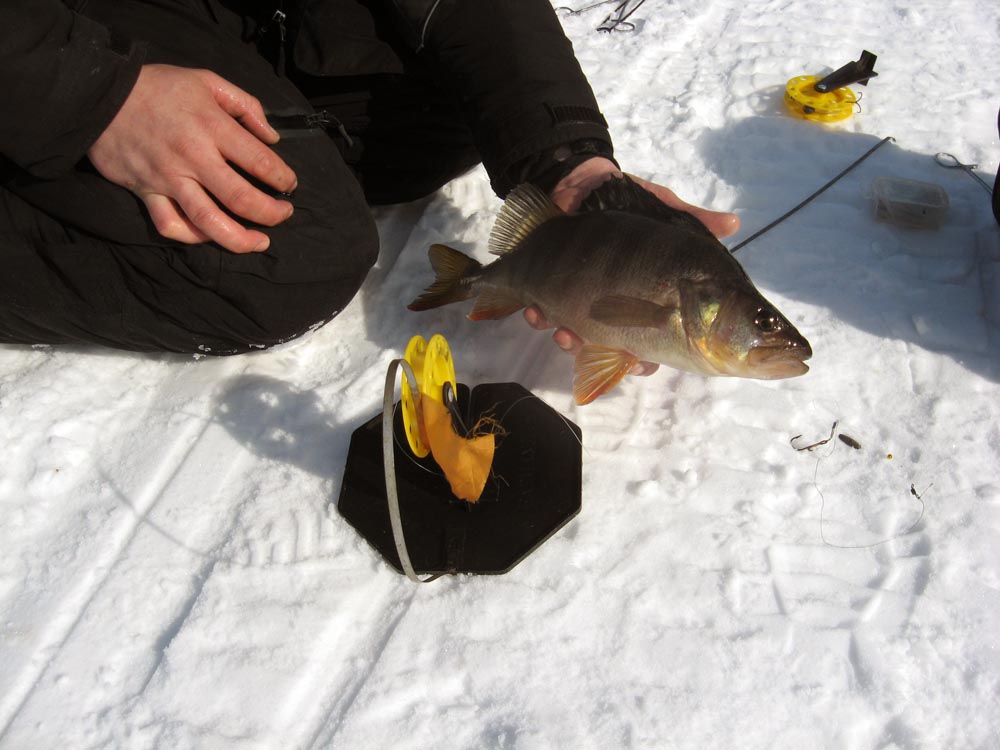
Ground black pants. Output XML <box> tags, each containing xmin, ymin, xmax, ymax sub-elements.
<box><xmin>0</xmin><ymin>0</ymin><xmax>478</xmax><ymax>354</ymax></box>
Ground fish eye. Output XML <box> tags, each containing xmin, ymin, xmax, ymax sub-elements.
<box><xmin>754</xmin><ymin>309</ymin><xmax>781</xmax><ymax>333</ymax></box>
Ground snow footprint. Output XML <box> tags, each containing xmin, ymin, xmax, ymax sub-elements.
<box><xmin>233</xmin><ymin>506</ymin><xmax>343</xmax><ymax>568</ymax></box>
<box><xmin>766</xmin><ymin>529</ymin><xmax>931</xmax><ymax>633</ymax></box>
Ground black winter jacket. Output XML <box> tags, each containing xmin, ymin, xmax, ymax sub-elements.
<box><xmin>0</xmin><ymin>0</ymin><xmax>614</xmax><ymax>196</ymax></box>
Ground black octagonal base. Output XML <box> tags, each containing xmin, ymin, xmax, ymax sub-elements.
<box><xmin>337</xmin><ymin>383</ymin><xmax>582</xmax><ymax>576</ymax></box>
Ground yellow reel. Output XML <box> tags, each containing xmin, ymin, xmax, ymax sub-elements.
<box><xmin>784</xmin><ymin>75</ymin><xmax>858</xmax><ymax>123</ymax></box>
<box><xmin>400</xmin><ymin>334</ymin><xmax>458</xmax><ymax>458</ymax></box>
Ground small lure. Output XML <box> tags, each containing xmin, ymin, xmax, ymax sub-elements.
<box><xmin>838</xmin><ymin>434</ymin><xmax>862</xmax><ymax>450</ymax></box>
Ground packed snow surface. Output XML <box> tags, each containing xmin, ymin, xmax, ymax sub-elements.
<box><xmin>2</xmin><ymin>1</ymin><xmax>999</xmax><ymax>748</ymax></box>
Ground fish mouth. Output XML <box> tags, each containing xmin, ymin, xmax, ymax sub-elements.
<box><xmin>745</xmin><ymin>339</ymin><xmax>813</xmax><ymax>379</ymax></box>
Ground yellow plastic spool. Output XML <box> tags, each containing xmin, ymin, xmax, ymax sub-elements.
<box><xmin>400</xmin><ymin>334</ymin><xmax>457</xmax><ymax>458</ymax></box>
<box><xmin>784</xmin><ymin>75</ymin><xmax>858</xmax><ymax>123</ymax></box>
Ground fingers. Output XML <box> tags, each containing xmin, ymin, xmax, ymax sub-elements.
<box><xmin>200</xmin><ymin>152</ymin><xmax>295</xmax><ymax>229</ymax></box>
<box><xmin>551</xmin><ymin>328</ymin><xmax>582</xmax><ymax>355</ymax></box>
<box><xmin>523</xmin><ymin>306</ymin><xmax>658</xmax><ymax>377</ymax></box>
<box><xmin>628</xmin><ymin>174</ymin><xmax>741</xmax><ymax>239</ymax></box>
<box><xmin>551</xmin><ymin>161</ymin><xmax>740</xmax><ymax>239</ymax></box>
<box><xmin>146</xmin><ymin>163</ymin><xmax>285</xmax><ymax>252</ymax></box>
<box><xmin>549</xmin><ymin>157</ymin><xmax>622</xmax><ymax>213</ymax></box>
<box><xmin>192</xmin><ymin>69</ymin><xmax>299</xmax><ymax>239</ymax></box>
<box><xmin>143</xmin><ymin>193</ymin><xmax>211</xmax><ymax>245</ymax></box>
<box><xmin>201</xmin><ymin>74</ymin><xmax>298</xmax><ymax>233</ymax></box>
<box><xmin>171</xmin><ymin>179</ymin><xmax>272</xmax><ymax>253</ymax></box>
<box><xmin>694</xmin><ymin>208</ymin><xmax>740</xmax><ymax>239</ymax></box>
<box><xmin>217</xmin><ymin>128</ymin><xmax>298</xmax><ymax>198</ymax></box>
<box><xmin>523</xmin><ymin>305</ymin><xmax>550</xmax><ymax>330</ymax></box>
<box><xmin>180</xmin><ymin>72</ymin><xmax>299</xmax><ymax>246</ymax></box>
<box><xmin>87</xmin><ymin>64</ymin><xmax>300</xmax><ymax>254</ymax></box>
<box><xmin>524</xmin><ymin>307</ymin><xmax>583</xmax><ymax>353</ymax></box>
<box><xmin>202</xmin><ymin>70</ymin><xmax>281</xmax><ymax>145</ymax></box>
<box><xmin>629</xmin><ymin>362</ymin><xmax>660</xmax><ymax>377</ymax></box>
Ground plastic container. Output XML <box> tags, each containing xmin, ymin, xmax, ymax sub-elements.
<box><xmin>871</xmin><ymin>176</ymin><xmax>949</xmax><ymax>228</ymax></box>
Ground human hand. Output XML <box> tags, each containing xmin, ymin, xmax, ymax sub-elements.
<box><xmin>87</xmin><ymin>64</ymin><xmax>298</xmax><ymax>254</ymax></box>
<box><xmin>548</xmin><ymin>156</ymin><xmax>740</xmax><ymax>236</ymax></box>
<box><xmin>527</xmin><ymin>156</ymin><xmax>741</xmax><ymax>376</ymax></box>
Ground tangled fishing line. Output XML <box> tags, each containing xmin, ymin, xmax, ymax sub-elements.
<box><xmin>792</xmin><ymin>421</ymin><xmax>928</xmax><ymax>549</ymax></box>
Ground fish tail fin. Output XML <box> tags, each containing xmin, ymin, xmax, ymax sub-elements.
<box><xmin>407</xmin><ymin>244</ymin><xmax>482</xmax><ymax>311</ymax></box>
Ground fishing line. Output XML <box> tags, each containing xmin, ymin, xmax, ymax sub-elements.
<box><xmin>813</xmin><ymin>453</ymin><xmax>926</xmax><ymax>550</ymax></box>
<box><xmin>796</xmin><ymin>424</ymin><xmax>928</xmax><ymax>550</ymax></box>
<box><xmin>389</xmin><ymin>386</ymin><xmax>584</xmax><ymax>503</ymax></box>
<box><xmin>730</xmin><ymin>135</ymin><xmax>895</xmax><ymax>254</ymax></box>
<box><xmin>449</xmin><ymin>389</ymin><xmax>589</xmax><ymax>503</ymax></box>
<box><xmin>390</xmin><ymin>401</ymin><xmax>446</xmax><ymax>479</ymax></box>
<box><xmin>482</xmin><ymin>393</ymin><xmax>590</xmax><ymax>494</ymax></box>
<box><xmin>496</xmin><ymin>393</ymin><xmax>590</xmax><ymax>455</ymax></box>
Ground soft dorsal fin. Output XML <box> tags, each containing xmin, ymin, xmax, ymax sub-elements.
<box><xmin>573</xmin><ymin>345</ymin><xmax>639</xmax><ymax>405</ymax></box>
<box><xmin>488</xmin><ymin>184</ymin><xmax>564</xmax><ymax>256</ymax></box>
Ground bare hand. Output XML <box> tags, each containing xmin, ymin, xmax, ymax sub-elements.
<box><xmin>548</xmin><ymin>156</ymin><xmax>740</xmax><ymax>236</ymax></box>
<box><xmin>87</xmin><ymin>64</ymin><xmax>298</xmax><ymax>254</ymax></box>
<box><xmin>527</xmin><ymin>156</ymin><xmax>741</xmax><ymax>376</ymax></box>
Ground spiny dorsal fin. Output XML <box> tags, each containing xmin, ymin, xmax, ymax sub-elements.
<box><xmin>589</xmin><ymin>295</ymin><xmax>676</xmax><ymax>328</ymax></box>
<box><xmin>573</xmin><ymin>345</ymin><xmax>639</xmax><ymax>405</ymax></box>
<box><xmin>488</xmin><ymin>184</ymin><xmax>564</xmax><ymax>256</ymax></box>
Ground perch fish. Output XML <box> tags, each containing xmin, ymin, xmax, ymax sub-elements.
<box><xmin>408</xmin><ymin>176</ymin><xmax>811</xmax><ymax>404</ymax></box>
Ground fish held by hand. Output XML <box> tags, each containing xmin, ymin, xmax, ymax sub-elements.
<box><xmin>408</xmin><ymin>176</ymin><xmax>811</xmax><ymax>405</ymax></box>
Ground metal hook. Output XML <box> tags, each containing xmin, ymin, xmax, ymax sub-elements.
<box><xmin>597</xmin><ymin>0</ymin><xmax>646</xmax><ymax>32</ymax></box>
<box><xmin>555</xmin><ymin>0</ymin><xmax>618</xmax><ymax>15</ymax></box>
<box><xmin>935</xmin><ymin>152</ymin><xmax>994</xmax><ymax>195</ymax></box>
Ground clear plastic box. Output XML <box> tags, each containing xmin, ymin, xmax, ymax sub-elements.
<box><xmin>871</xmin><ymin>176</ymin><xmax>949</xmax><ymax>228</ymax></box>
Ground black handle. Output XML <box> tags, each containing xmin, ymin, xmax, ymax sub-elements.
<box><xmin>814</xmin><ymin>50</ymin><xmax>878</xmax><ymax>93</ymax></box>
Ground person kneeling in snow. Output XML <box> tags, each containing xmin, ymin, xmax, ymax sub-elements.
<box><xmin>0</xmin><ymin>0</ymin><xmax>736</xmax><ymax>356</ymax></box>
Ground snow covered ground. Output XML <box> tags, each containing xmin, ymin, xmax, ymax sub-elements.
<box><xmin>2</xmin><ymin>1</ymin><xmax>999</xmax><ymax>747</ymax></box>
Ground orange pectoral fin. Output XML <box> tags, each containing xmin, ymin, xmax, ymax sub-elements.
<box><xmin>589</xmin><ymin>295</ymin><xmax>675</xmax><ymax>328</ymax></box>
<box><xmin>573</xmin><ymin>345</ymin><xmax>640</xmax><ymax>405</ymax></box>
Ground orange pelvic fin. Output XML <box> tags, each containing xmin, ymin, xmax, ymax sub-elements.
<box><xmin>573</xmin><ymin>345</ymin><xmax>639</xmax><ymax>405</ymax></box>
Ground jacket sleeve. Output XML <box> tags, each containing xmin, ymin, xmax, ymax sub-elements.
<box><xmin>0</xmin><ymin>0</ymin><xmax>144</xmax><ymax>179</ymax></box>
<box><xmin>387</xmin><ymin>0</ymin><xmax>615</xmax><ymax>196</ymax></box>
